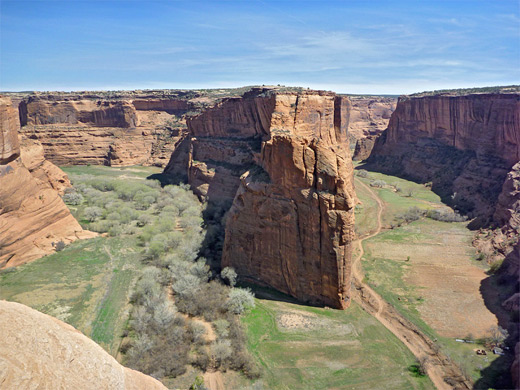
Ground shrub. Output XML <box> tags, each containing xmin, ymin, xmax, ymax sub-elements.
<box><xmin>370</xmin><ymin>180</ymin><xmax>386</xmax><ymax>188</ymax></box>
<box><xmin>83</xmin><ymin>206</ymin><xmax>103</xmax><ymax>222</ymax></box>
<box><xmin>62</xmin><ymin>191</ymin><xmax>84</xmax><ymax>205</ymax></box>
<box><xmin>356</xmin><ymin>169</ymin><xmax>368</xmax><ymax>178</ymax></box>
<box><xmin>226</xmin><ymin>288</ymin><xmax>255</xmax><ymax>315</ymax></box>
<box><xmin>54</xmin><ymin>240</ymin><xmax>66</xmax><ymax>251</ymax></box>
<box><xmin>213</xmin><ymin>319</ymin><xmax>230</xmax><ymax>338</ymax></box>
<box><xmin>221</xmin><ymin>267</ymin><xmax>237</xmax><ymax>287</ymax></box>
<box><xmin>396</xmin><ymin>207</ymin><xmax>425</xmax><ymax>224</ymax></box>
<box><xmin>426</xmin><ymin>209</ymin><xmax>467</xmax><ymax>222</ymax></box>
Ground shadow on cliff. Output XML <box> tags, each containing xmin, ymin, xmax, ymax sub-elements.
<box><xmin>356</xmin><ymin>160</ymin><xmax>498</xmax><ymax>230</ymax></box>
<box><xmin>239</xmin><ymin>281</ymin><xmax>325</xmax><ymax>307</ymax></box>
<box><xmin>474</xmin><ymin>247</ymin><xmax>519</xmax><ymax>390</ymax></box>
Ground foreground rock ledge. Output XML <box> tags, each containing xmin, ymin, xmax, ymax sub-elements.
<box><xmin>0</xmin><ymin>300</ymin><xmax>167</xmax><ymax>390</ymax></box>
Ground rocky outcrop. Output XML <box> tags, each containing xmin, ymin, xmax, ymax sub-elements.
<box><xmin>0</xmin><ymin>300</ymin><xmax>167</xmax><ymax>390</ymax></box>
<box><xmin>347</xmin><ymin>96</ymin><xmax>396</xmax><ymax>140</ymax></box>
<box><xmin>0</xmin><ymin>97</ymin><xmax>95</xmax><ymax>268</ymax></box>
<box><xmin>167</xmin><ymin>88</ymin><xmax>356</xmax><ymax>308</ymax></box>
<box><xmin>353</xmin><ymin>135</ymin><xmax>376</xmax><ymax>161</ymax></box>
<box><xmin>495</xmin><ymin>162</ymin><xmax>520</xmax><ymax>235</ymax></box>
<box><xmin>367</xmin><ymin>93</ymin><xmax>520</xmax><ymax>224</ymax></box>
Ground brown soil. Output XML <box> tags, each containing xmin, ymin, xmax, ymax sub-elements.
<box><xmin>352</xmin><ymin>179</ymin><xmax>473</xmax><ymax>390</ymax></box>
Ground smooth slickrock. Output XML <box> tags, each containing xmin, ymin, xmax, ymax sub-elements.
<box><xmin>0</xmin><ymin>97</ymin><xmax>95</xmax><ymax>268</ymax></box>
<box><xmin>171</xmin><ymin>88</ymin><xmax>356</xmax><ymax>308</ymax></box>
<box><xmin>0</xmin><ymin>300</ymin><xmax>167</xmax><ymax>390</ymax></box>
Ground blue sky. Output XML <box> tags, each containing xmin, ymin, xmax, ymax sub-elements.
<box><xmin>1</xmin><ymin>0</ymin><xmax>519</xmax><ymax>94</ymax></box>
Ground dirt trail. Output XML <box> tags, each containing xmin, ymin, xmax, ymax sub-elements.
<box><xmin>165</xmin><ymin>287</ymin><xmax>221</xmax><ymax>389</ymax></box>
<box><xmin>352</xmin><ymin>179</ymin><xmax>473</xmax><ymax>390</ymax></box>
<box><xmin>203</xmin><ymin>370</ymin><xmax>225</xmax><ymax>390</ymax></box>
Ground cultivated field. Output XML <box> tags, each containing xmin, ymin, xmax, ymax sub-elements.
<box><xmin>354</xmin><ymin>167</ymin><xmax>503</xmax><ymax>385</ymax></box>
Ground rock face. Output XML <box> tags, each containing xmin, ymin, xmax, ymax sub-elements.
<box><xmin>0</xmin><ymin>97</ymin><xmax>95</xmax><ymax>268</ymax></box>
<box><xmin>367</xmin><ymin>93</ymin><xmax>520</xmax><ymax>224</ymax></box>
<box><xmin>347</xmin><ymin>96</ymin><xmax>396</xmax><ymax>141</ymax></box>
<box><xmin>0</xmin><ymin>300</ymin><xmax>167</xmax><ymax>390</ymax></box>
<box><xmin>166</xmin><ymin>88</ymin><xmax>356</xmax><ymax>308</ymax></box>
<box><xmin>353</xmin><ymin>135</ymin><xmax>376</xmax><ymax>161</ymax></box>
<box><xmin>16</xmin><ymin>91</ymin><xmax>198</xmax><ymax>167</ymax></box>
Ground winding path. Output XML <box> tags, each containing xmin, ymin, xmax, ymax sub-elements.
<box><xmin>351</xmin><ymin>178</ymin><xmax>473</xmax><ymax>390</ymax></box>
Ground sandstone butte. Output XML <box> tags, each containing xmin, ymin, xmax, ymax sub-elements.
<box><xmin>0</xmin><ymin>300</ymin><xmax>167</xmax><ymax>390</ymax></box>
<box><xmin>365</xmin><ymin>91</ymin><xmax>520</xmax><ymax>388</ymax></box>
<box><xmin>164</xmin><ymin>87</ymin><xmax>357</xmax><ymax>309</ymax></box>
<box><xmin>0</xmin><ymin>96</ymin><xmax>95</xmax><ymax>268</ymax></box>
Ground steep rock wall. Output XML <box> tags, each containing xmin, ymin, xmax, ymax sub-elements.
<box><xmin>17</xmin><ymin>93</ymin><xmax>193</xmax><ymax>167</ymax></box>
<box><xmin>353</xmin><ymin>135</ymin><xmax>376</xmax><ymax>161</ymax></box>
<box><xmin>347</xmin><ymin>96</ymin><xmax>396</xmax><ymax>140</ymax></box>
<box><xmin>0</xmin><ymin>97</ymin><xmax>95</xmax><ymax>268</ymax></box>
<box><xmin>171</xmin><ymin>88</ymin><xmax>356</xmax><ymax>308</ymax></box>
<box><xmin>367</xmin><ymin>93</ymin><xmax>520</xmax><ymax>223</ymax></box>
<box><xmin>0</xmin><ymin>300</ymin><xmax>167</xmax><ymax>390</ymax></box>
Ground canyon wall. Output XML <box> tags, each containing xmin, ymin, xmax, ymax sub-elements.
<box><xmin>0</xmin><ymin>300</ymin><xmax>167</xmax><ymax>390</ymax></box>
<box><xmin>367</xmin><ymin>93</ymin><xmax>520</xmax><ymax>224</ymax></box>
<box><xmin>14</xmin><ymin>91</ymin><xmax>198</xmax><ymax>167</ymax></box>
<box><xmin>0</xmin><ymin>97</ymin><xmax>94</xmax><ymax>268</ymax></box>
<box><xmin>367</xmin><ymin>91</ymin><xmax>520</xmax><ymax>387</ymax></box>
<box><xmin>347</xmin><ymin>96</ymin><xmax>396</xmax><ymax>140</ymax></box>
<box><xmin>166</xmin><ymin>88</ymin><xmax>356</xmax><ymax>308</ymax></box>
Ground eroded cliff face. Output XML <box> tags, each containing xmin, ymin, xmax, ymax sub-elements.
<box><xmin>168</xmin><ymin>88</ymin><xmax>356</xmax><ymax>308</ymax></box>
<box><xmin>367</xmin><ymin>93</ymin><xmax>520</xmax><ymax>223</ymax></box>
<box><xmin>347</xmin><ymin>96</ymin><xmax>396</xmax><ymax>141</ymax></box>
<box><xmin>0</xmin><ymin>300</ymin><xmax>167</xmax><ymax>390</ymax></box>
<box><xmin>15</xmin><ymin>92</ymin><xmax>196</xmax><ymax>167</ymax></box>
<box><xmin>0</xmin><ymin>97</ymin><xmax>95</xmax><ymax>268</ymax></box>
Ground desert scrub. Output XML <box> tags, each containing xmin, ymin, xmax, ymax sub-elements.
<box><xmin>63</xmin><ymin>166</ymin><xmax>259</xmax><ymax>381</ymax></box>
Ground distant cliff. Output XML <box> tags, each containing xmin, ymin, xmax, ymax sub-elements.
<box><xmin>165</xmin><ymin>88</ymin><xmax>356</xmax><ymax>309</ymax></box>
<box><xmin>347</xmin><ymin>96</ymin><xmax>396</xmax><ymax>140</ymax></box>
<box><xmin>367</xmin><ymin>93</ymin><xmax>520</xmax><ymax>224</ymax></box>
<box><xmin>12</xmin><ymin>90</ymin><xmax>205</xmax><ymax>167</ymax></box>
<box><xmin>0</xmin><ymin>97</ymin><xmax>95</xmax><ymax>268</ymax></box>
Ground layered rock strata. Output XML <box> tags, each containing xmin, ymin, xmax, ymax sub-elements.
<box><xmin>0</xmin><ymin>300</ymin><xmax>167</xmax><ymax>390</ymax></box>
<box><xmin>0</xmin><ymin>97</ymin><xmax>94</xmax><ymax>268</ymax></box>
<box><xmin>16</xmin><ymin>92</ymin><xmax>196</xmax><ymax>167</ymax></box>
<box><xmin>367</xmin><ymin>93</ymin><xmax>520</xmax><ymax>224</ymax></box>
<box><xmin>347</xmin><ymin>96</ymin><xmax>396</xmax><ymax>140</ymax></box>
<box><xmin>166</xmin><ymin>88</ymin><xmax>356</xmax><ymax>308</ymax></box>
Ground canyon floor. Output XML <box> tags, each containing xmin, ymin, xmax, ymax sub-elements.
<box><xmin>0</xmin><ymin>165</ymin><xmax>508</xmax><ymax>389</ymax></box>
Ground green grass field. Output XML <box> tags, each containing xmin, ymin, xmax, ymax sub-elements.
<box><xmin>241</xmin><ymin>293</ymin><xmax>435</xmax><ymax>390</ymax></box>
<box><xmin>0</xmin><ymin>236</ymin><xmax>142</xmax><ymax>355</ymax></box>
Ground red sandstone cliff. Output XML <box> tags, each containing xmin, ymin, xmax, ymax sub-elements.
<box><xmin>367</xmin><ymin>92</ymin><xmax>520</xmax><ymax>223</ymax></box>
<box><xmin>0</xmin><ymin>300</ymin><xmax>167</xmax><ymax>390</ymax></box>
<box><xmin>0</xmin><ymin>97</ymin><xmax>95</xmax><ymax>268</ymax></box>
<box><xmin>15</xmin><ymin>92</ymin><xmax>197</xmax><ymax>167</ymax></box>
<box><xmin>347</xmin><ymin>96</ymin><xmax>396</xmax><ymax>140</ymax></box>
<box><xmin>167</xmin><ymin>88</ymin><xmax>356</xmax><ymax>308</ymax></box>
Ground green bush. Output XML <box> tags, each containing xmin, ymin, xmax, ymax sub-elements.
<box><xmin>226</xmin><ymin>288</ymin><xmax>255</xmax><ymax>315</ymax></box>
